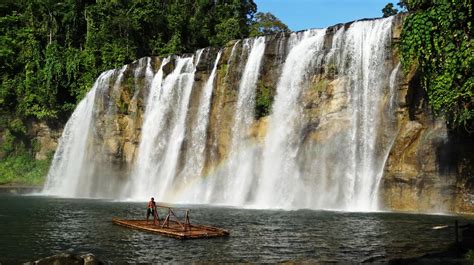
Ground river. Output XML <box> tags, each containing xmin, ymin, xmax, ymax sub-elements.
<box><xmin>0</xmin><ymin>194</ymin><xmax>469</xmax><ymax>263</ymax></box>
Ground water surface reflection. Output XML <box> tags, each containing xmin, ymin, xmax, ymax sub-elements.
<box><xmin>0</xmin><ymin>195</ymin><xmax>469</xmax><ymax>263</ymax></box>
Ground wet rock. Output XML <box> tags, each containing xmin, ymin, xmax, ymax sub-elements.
<box><xmin>29</xmin><ymin>121</ymin><xmax>62</xmax><ymax>160</ymax></box>
<box><xmin>24</xmin><ymin>252</ymin><xmax>104</xmax><ymax>265</ymax></box>
<box><xmin>381</xmin><ymin>62</ymin><xmax>474</xmax><ymax>212</ymax></box>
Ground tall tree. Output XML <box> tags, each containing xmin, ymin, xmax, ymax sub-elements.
<box><xmin>250</xmin><ymin>12</ymin><xmax>290</xmax><ymax>37</ymax></box>
<box><xmin>382</xmin><ymin>3</ymin><xmax>399</xmax><ymax>17</ymax></box>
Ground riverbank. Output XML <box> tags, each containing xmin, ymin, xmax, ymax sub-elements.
<box><xmin>0</xmin><ymin>152</ymin><xmax>50</xmax><ymax>186</ymax></box>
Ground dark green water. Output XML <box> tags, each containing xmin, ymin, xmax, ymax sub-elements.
<box><xmin>0</xmin><ymin>194</ymin><xmax>470</xmax><ymax>263</ymax></box>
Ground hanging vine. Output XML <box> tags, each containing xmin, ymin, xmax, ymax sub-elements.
<box><xmin>399</xmin><ymin>0</ymin><xmax>473</xmax><ymax>129</ymax></box>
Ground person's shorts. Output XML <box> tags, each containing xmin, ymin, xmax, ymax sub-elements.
<box><xmin>147</xmin><ymin>208</ymin><xmax>154</xmax><ymax>217</ymax></box>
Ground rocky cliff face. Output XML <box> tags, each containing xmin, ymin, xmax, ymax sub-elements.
<box><xmin>38</xmin><ymin>14</ymin><xmax>474</xmax><ymax>213</ymax></box>
<box><xmin>360</xmin><ymin>15</ymin><xmax>474</xmax><ymax>214</ymax></box>
<box><xmin>380</xmin><ymin>58</ymin><xmax>474</xmax><ymax>213</ymax></box>
<box><xmin>0</xmin><ymin>120</ymin><xmax>61</xmax><ymax>161</ymax></box>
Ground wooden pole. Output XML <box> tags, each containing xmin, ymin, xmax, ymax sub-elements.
<box><xmin>170</xmin><ymin>209</ymin><xmax>185</xmax><ymax>230</ymax></box>
<box><xmin>161</xmin><ymin>214</ymin><xmax>170</xmax><ymax>228</ymax></box>
<box><xmin>153</xmin><ymin>207</ymin><xmax>160</xmax><ymax>225</ymax></box>
<box><xmin>184</xmin><ymin>210</ymin><xmax>191</xmax><ymax>231</ymax></box>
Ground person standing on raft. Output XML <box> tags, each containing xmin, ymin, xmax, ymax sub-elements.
<box><xmin>146</xmin><ymin>197</ymin><xmax>158</xmax><ymax>224</ymax></box>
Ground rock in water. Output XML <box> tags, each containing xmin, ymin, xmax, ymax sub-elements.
<box><xmin>23</xmin><ymin>251</ymin><xmax>103</xmax><ymax>265</ymax></box>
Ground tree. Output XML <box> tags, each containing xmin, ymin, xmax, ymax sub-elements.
<box><xmin>397</xmin><ymin>0</ymin><xmax>408</xmax><ymax>11</ymax></box>
<box><xmin>382</xmin><ymin>3</ymin><xmax>399</xmax><ymax>17</ymax></box>
<box><xmin>249</xmin><ymin>12</ymin><xmax>290</xmax><ymax>37</ymax></box>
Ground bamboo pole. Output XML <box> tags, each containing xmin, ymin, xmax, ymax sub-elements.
<box><xmin>170</xmin><ymin>208</ymin><xmax>185</xmax><ymax>230</ymax></box>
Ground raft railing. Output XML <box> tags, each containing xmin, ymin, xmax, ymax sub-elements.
<box><xmin>153</xmin><ymin>205</ymin><xmax>191</xmax><ymax>231</ymax></box>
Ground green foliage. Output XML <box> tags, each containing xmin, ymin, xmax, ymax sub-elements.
<box><xmin>0</xmin><ymin>151</ymin><xmax>52</xmax><ymax>185</ymax></box>
<box><xmin>1</xmin><ymin>130</ymin><xmax>17</xmax><ymax>155</ymax></box>
<box><xmin>255</xmin><ymin>81</ymin><xmax>274</xmax><ymax>119</ymax></box>
<box><xmin>219</xmin><ymin>63</ymin><xmax>229</xmax><ymax>78</ymax></box>
<box><xmin>214</xmin><ymin>18</ymin><xmax>242</xmax><ymax>47</ymax></box>
<box><xmin>401</xmin><ymin>0</ymin><xmax>432</xmax><ymax>11</ymax></box>
<box><xmin>382</xmin><ymin>3</ymin><xmax>399</xmax><ymax>17</ymax></box>
<box><xmin>466</xmin><ymin>249</ymin><xmax>474</xmax><ymax>263</ymax></box>
<box><xmin>1</xmin><ymin>118</ymin><xmax>28</xmax><ymax>156</ymax></box>
<box><xmin>399</xmin><ymin>0</ymin><xmax>474</xmax><ymax>129</ymax></box>
<box><xmin>0</xmin><ymin>0</ymin><xmax>257</xmax><ymax>124</ymax></box>
<box><xmin>397</xmin><ymin>0</ymin><xmax>408</xmax><ymax>10</ymax></box>
<box><xmin>250</xmin><ymin>12</ymin><xmax>290</xmax><ymax>37</ymax></box>
<box><xmin>10</xmin><ymin>118</ymin><xmax>26</xmax><ymax>135</ymax></box>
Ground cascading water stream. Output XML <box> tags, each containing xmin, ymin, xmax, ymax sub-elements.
<box><xmin>182</xmin><ymin>51</ymin><xmax>222</xmax><ymax>183</ymax></box>
<box><xmin>342</xmin><ymin>17</ymin><xmax>395</xmax><ymax>210</ymax></box>
<box><xmin>388</xmin><ymin>63</ymin><xmax>401</xmax><ymax>112</ymax></box>
<box><xmin>301</xmin><ymin>17</ymin><xmax>396</xmax><ymax>211</ymax></box>
<box><xmin>130</xmin><ymin>50</ymin><xmax>204</xmax><ymax>200</ymax></box>
<box><xmin>129</xmin><ymin>58</ymin><xmax>169</xmax><ymax>198</ymax></box>
<box><xmin>43</xmin><ymin>71</ymin><xmax>114</xmax><ymax>196</ymax></box>
<box><xmin>255</xmin><ymin>30</ymin><xmax>327</xmax><ymax>209</ymax></box>
<box><xmin>155</xmin><ymin>57</ymin><xmax>198</xmax><ymax>198</ymax></box>
<box><xmin>208</xmin><ymin>41</ymin><xmax>241</xmax><ymax>170</ymax></box>
<box><xmin>369</xmin><ymin>61</ymin><xmax>401</xmax><ymax>209</ymax></box>
<box><xmin>81</xmin><ymin>65</ymin><xmax>129</xmax><ymax>197</ymax></box>
<box><xmin>43</xmin><ymin>57</ymin><xmax>156</xmax><ymax>198</ymax></box>
<box><xmin>135</xmin><ymin>57</ymin><xmax>154</xmax><ymax>88</ymax></box>
<box><xmin>217</xmin><ymin>36</ymin><xmax>266</xmax><ymax>205</ymax></box>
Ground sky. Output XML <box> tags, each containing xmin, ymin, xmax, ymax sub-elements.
<box><xmin>254</xmin><ymin>0</ymin><xmax>394</xmax><ymax>31</ymax></box>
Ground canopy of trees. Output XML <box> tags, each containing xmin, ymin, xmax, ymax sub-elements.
<box><xmin>0</xmin><ymin>0</ymin><xmax>258</xmax><ymax>123</ymax></box>
<box><xmin>399</xmin><ymin>0</ymin><xmax>473</xmax><ymax>130</ymax></box>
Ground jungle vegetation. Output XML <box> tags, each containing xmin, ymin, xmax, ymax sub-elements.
<box><xmin>385</xmin><ymin>0</ymin><xmax>473</xmax><ymax>130</ymax></box>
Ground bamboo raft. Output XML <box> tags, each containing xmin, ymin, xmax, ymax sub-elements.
<box><xmin>112</xmin><ymin>206</ymin><xmax>229</xmax><ymax>239</ymax></box>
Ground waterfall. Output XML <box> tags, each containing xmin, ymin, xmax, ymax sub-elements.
<box><xmin>43</xmin><ymin>70</ymin><xmax>114</xmax><ymax>196</ymax></box>
<box><xmin>299</xmin><ymin>17</ymin><xmax>396</xmax><ymax>211</ymax></box>
<box><xmin>120</xmin><ymin>57</ymin><xmax>158</xmax><ymax>196</ymax></box>
<box><xmin>134</xmin><ymin>57</ymin><xmax>155</xmax><ymax>101</ymax></box>
<box><xmin>219</xmin><ymin>37</ymin><xmax>266</xmax><ymax>204</ymax></box>
<box><xmin>369</xmin><ymin>61</ymin><xmax>401</xmax><ymax>209</ymax></box>
<box><xmin>256</xmin><ymin>30</ymin><xmax>327</xmax><ymax>208</ymax></box>
<box><xmin>129</xmin><ymin>57</ymin><xmax>170</xmax><ymax>198</ymax></box>
<box><xmin>130</xmin><ymin>50</ymin><xmax>204</xmax><ymax>200</ymax></box>
<box><xmin>341</xmin><ymin>17</ymin><xmax>395</xmax><ymax>210</ymax></box>
<box><xmin>43</xmin><ymin>57</ymin><xmax>155</xmax><ymax>198</ymax></box>
<box><xmin>179</xmin><ymin>50</ymin><xmax>222</xmax><ymax>202</ymax></box>
<box><xmin>388</xmin><ymin>63</ymin><xmax>401</xmax><ymax>112</ymax></box>
<box><xmin>44</xmin><ymin>16</ymin><xmax>400</xmax><ymax>212</ymax></box>
<box><xmin>208</xmin><ymin>41</ymin><xmax>240</xmax><ymax>170</ymax></box>
<box><xmin>196</xmin><ymin>37</ymin><xmax>266</xmax><ymax>205</ymax></box>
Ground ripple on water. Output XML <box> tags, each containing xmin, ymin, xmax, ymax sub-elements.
<box><xmin>0</xmin><ymin>195</ymin><xmax>471</xmax><ymax>263</ymax></box>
